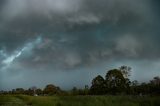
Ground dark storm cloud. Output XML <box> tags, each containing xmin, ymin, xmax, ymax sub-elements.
<box><xmin>0</xmin><ymin>0</ymin><xmax>158</xmax><ymax>69</ymax></box>
<box><xmin>0</xmin><ymin>0</ymin><xmax>160</xmax><ymax>90</ymax></box>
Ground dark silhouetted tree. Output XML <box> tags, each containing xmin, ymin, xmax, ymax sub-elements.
<box><xmin>71</xmin><ymin>87</ymin><xmax>78</xmax><ymax>95</ymax></box>
<box><xmin>105</xmin><ymin>69</ymin><xmax>126</xmax><ymax>94</ymax></box>
<box><xmin>15</xmin><ymin>88</ymin><xmax>24</xmax><ymax>94</ymax></box>
<box><xmin>151</xmin><ymin>76</ymin><xmax>160</xmax><ymax>85</ymax></box>
<box><xmin>149</xmin><ymin>76</ymin><xmax>160</xmax><ymax>95</ymax></box>
<box><xmin>43</xmin><ymin>84</ymin><xmax>61</xmax><ymax>95</ymax></box>
<box><xmin>119</xmin><ymin>66</ymin><xmax>131</xmax><ymax>78</ymax></box>
<box><xmin>90</xmin><ymin>75</ymin><xmax>106</xmax><ymax>95</ymax></box>
<box><xmin>36</xmin><ymin>89</ymin><xmax>43</xmax><ymax>95</ymax></box>
<box><xmin>119</xmin><ymin>66</ymin><xmax>132</xmax><ymax>94</ymax></box>
<box><xmin>25</xmin><ymin>88</ymin><xmax>34</xmax><ymax>95</ymax></box>
<box><xmin>84</xmin><ymin>85</ymin><xmax>89</xmax><ymax>95</ymax></box>
<box><xmin>30</xmin><ymin>86</ymin><xmax>37</xmax><ymax>96</ymax></box>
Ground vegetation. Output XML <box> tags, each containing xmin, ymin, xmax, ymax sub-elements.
<box><xmin>90</xmin><ymin>66</ymin><xmax>160</xmax><ymax>95</ymax></box>
<box><xmin>0</xmin><ymin>95</ymin><xmax>160</xmax><ymax>106</ymax></box>
<box><xmin>0</xmin><ymin>66</ymin><xmax>160</xmax><ymax>106</ymax></box>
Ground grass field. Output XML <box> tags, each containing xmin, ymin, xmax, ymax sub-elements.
<box><xmin>0</xmin><ymin>95</ymin><xmax>160</xmax><ymax>106</ymax></box>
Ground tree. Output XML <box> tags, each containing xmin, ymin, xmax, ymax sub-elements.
<box><xmin>150</xmin><ymin>76</ymin><xmax>160</xmax><ymax>85</ymax></box>
<box><xmin>131</xmin><ymin>80</ymin><xmax>139</xmax><ymax>86</ymax></box>
<box><xmin>140</xmin><ymin>82</ymin><xmax>150</xmax><ymax>95</ymax></box>
<box><xmin>84</xmin><ymin>85</ymin><xmax>89</xmax><ymax>95</ymax></box>
<box><xmin>119</xmin><ymin>66</ymin><xmax>132</xmax><ymax>93</ymax></box>
<box><xmin>150</xmin><ymin>76</ymin><xmax>160</xmax><ymax>95</ymax></box>
<box><xmin>105</xmin><ymin>69</ymin><xmax>126</xmax><ymax>94</ymax></box>
<box><xmin>15</xmin><ymin>88</ymin><xmax>24</xmax><ymax>94</ymax></box>
<box><xmin>71</xmin><ymin>87</ymin><xmax>78</xmax><ymax>95</ymax></box>
<box><xmin>25</xmin><ymin>88</ymin><xmax>34</xmax><ymax>95</ymax></box>
<box><xmin>36</xmin><ymin>89</ymin><xmax>43</xmax><ymax>95</ymax></box>
<box><xmin>30</xmin><ymin>86</ymin><xmax>37</xmax><ymax>95</ymax></box>
<box><xmin>130</xmin><ymin>80</ymin><xmax>139</xmax><ymax>95</ymax></box>
<box><xmin>12</xmin><ymin>89</ymin><xmax>16</xmax><ymax>94</ymax></box>
<box><xmin>90</xmin><ymin>75</ymin><xmax>106</xmax><ymax>95</ymax></box>
<box><xmin>43</xmin><ymin>84</ymin><xmax>61</xmax><ymax>95</ymax></box>
<box><xmin>119</xmin><ymin>66</ymin><xmax>131</xmax><ymax>78</ymax></box>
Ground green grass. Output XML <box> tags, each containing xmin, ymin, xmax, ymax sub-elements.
<box><xmin>0</xmin><ymin>95</ymin><xmax>160</xmax><ymax>106</ymax></box>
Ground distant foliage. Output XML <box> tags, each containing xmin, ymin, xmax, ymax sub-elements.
<box><xmin>43</xmin><ymin>84</ymin><xmax>61</xmax><ymax>95</ymax></box>
<box><xmin>105</xmin><ymin>69</ymin><xmax>127</xmax><ymax>94</ymax></box>
<box><xmin>90</xmin><ymin>75</ymin><xmax>106</xmax><ymax>95</ymax></box>
<box><xmin>90</xmin><ymin>66</ymin><xmax>160</xmax><ymax>95</ymax></box>
<box><xmin>1</xmin><ymin>66</ymin><xmax>160</xmax><ymax>96</ymax></box>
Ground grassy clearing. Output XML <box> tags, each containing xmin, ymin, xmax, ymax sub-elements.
<box><xmin>0</xmin><ymin>95</ymin><xmax>26</xmax><ymax>106</ymax></box>
<box><xmin>0</xmin><ymin>95</ymin><xmax>160</xmax><ymax>106</ymax></box>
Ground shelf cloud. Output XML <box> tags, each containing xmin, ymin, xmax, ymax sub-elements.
<box><xmin>0</xmin><ymin>0</ymin><xmax>160</xmax><ymax>90</ymax></box>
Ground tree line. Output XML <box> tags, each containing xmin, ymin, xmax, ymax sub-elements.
<box><xmin>0</xmin><ymin>66</ymin><xmax>160</xmax><ymax>96</ymax></box>
<box><xmin>90</xmin><ymin>66</ymin><xmax>160</xmax><ymax>95</ymax></box>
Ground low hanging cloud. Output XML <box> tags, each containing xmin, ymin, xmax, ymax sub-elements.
<box><xmin>0</xmin><ymin>0</ymin><xmax>157</xmax><ymax>70</ymax></box>
<box><xmin>1</xmin><ymin>0</ymin><xmax>82</xmax><ymax>19</ymax></box>
<box><xmin>67</xmin><ymin>14</ymin><xmax>101</xmax><ymax>25</ymax></box>
<box><xmin>115</xmin><ymin>35</ymin><xmax>141</xmax><ymax>57</ymax></box>
<box><xmin>0</xmin><ymin>0</ymin><xmax>160</xmax><ymax>90</ymax></box>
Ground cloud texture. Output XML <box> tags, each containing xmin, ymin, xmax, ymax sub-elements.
<box><xmin>0</xmin><ymin>0</ymin><xmax>160</xmax><ymax>90</ymax></box>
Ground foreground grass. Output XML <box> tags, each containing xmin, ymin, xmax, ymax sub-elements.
<box><xmin>0</xmin><ymin>95</ymin><xmax>160</xmax><ymax>106</ymax></box>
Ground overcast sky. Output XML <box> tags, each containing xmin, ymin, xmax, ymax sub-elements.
<box><xmin>0</xmin><ymin>0</ymin><xmax>160</xmax><ymax>90</ymax></box>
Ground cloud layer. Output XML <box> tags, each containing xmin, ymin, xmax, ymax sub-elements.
<box><xmin>0</xmin><ymin>0</ymin><xmax>160</xmax><ymax>90</ymax></box>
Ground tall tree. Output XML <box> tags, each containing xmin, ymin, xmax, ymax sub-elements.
<box><xmin>36</xmin><ymin>89</ymin><xmax>43</xmax><ymax>95</ymax></box>
<box><xmin>43</xmin><ymin>84</ymin><xmax>61</xmax><ymax>95</ymax></box>
<box><xmin>15</xmin><ymin>88</ymin><xmax>24</xmax><ymax>94</ymax></box>
<box><xmin>150</xmin><ymin>76</ymin><xmax>160</xmax><ymax>85</ymax></box>
<box><xmin>119</xmin><ymin>66</ymin><xmax>131</xmax><ymax>78</ymax></box>
<box><xmin>90</xmin><ymin>75</ymin><xmax>106</xmax><ymax>95</ymax></box>
<box><xmin>105</xmin><ymin>69</ymin><xmax>126</xmax><ymax>94</ymax></box>
<box><xmin>150</xmin><ymin>76</ymin><xmax>160</xmax><ymax>95</ymax></box>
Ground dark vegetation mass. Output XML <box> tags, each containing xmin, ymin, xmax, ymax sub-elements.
<box><xmin>1</xmin><ymin>66</ymin><xmax>160</xmax><ymax>96</ymax></box>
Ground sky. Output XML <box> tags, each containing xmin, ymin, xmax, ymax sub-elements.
<box><xmin>0</xmin><ymin>0</ymin><xmax>160</xmax><ymax>90</ymax></box>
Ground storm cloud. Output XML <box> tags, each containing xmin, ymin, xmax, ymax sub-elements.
<box><xmin>0</xmin><ymin>0</ymin><xmax>160</xmax><ymax>90</ymax></box>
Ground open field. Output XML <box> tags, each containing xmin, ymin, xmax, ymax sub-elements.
<box><xmin>0</xmin><ymin>95</ymin><xmax>160</xmax><ymax>106</ymax></box>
